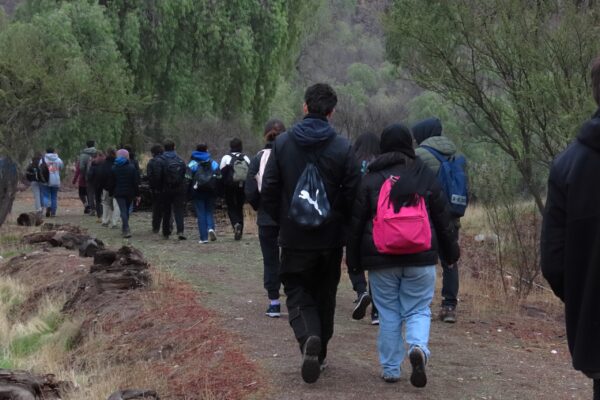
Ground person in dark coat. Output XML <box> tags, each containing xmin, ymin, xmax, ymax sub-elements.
<box><xmin>86</xmin><ymin>151</ymin><xmax>105</xmax><ymax>220</ymax></box>
<box><xmin>541</xmin><ymin>58</ymin><xmax>600</xmax><ymax>400</ymax></box>
<box><xmin>108</xmin><ymin>149</ymin><xmax>140</xmax><ymax>238</ymax></box>
<box><xmin>220</xmin><ymin>138</ymin><xmax>251</xmax><ymax>241</ymax></box>
<box><xmin>146</xmin><ymin>144</ymin><xmax>165</xmax><ymax>234</ymax></box>
<box><xmin>245</xmin><ymin>119</ymin><xmax>286</xmax><ymax>318</ymax></box>
<box><xmin>159</xmin><ymin>139</ymin><xmax>187</xmax><ymax>240</ymax></box>
<box><xmin>261</xmin><ymin>83</ymin><xmax>361</xmax><ymax>384</ymax></box>
<box><xmin>97</xmin><ymin>148</ymin><xmax>120</xmax><ymax>228</ymax></box>
<box><xmin>347</xmin><ymin>123</ymin><xmax>459</xmax><ymax>387</ymax></box>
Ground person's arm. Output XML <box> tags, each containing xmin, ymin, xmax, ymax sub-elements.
<box><xmin>133</xmin><ymin>165</ymin><xmax>141</xmax><ymax>197</ymax></box>
<box><xmin>341</xmin><ymin>148</ymin><xmax>361</xmax><ymax>219</ymax></box>
<box><xmin>428</xmin><ymin>178</ymin><xmax>460</xmax><ymax>265</ymax></box>
<box><xmin>541</xmin><ymin>166</ymin><xmax>566</xmax><ymax>301</ymax></box>
<box><xmin>346</xmin><ymin>178</ymin><xmax>370</xmax><ymax>273</ymax></box>
<box><xmin>108</xmin><ymin>169</ymin><xmax>116</xmax><ymax>197</ymax></box>
<box><xmin>220</xmin><ymin>155</ymin><xmax>230</xmax><ymax>170</ymax></box>
<box><xmin>72</xmin><ymin>161</ymin><xmax>80</xmax><ymax>185</ymax></box>
<box><xmin>245</xmin><ymin>154</ymin><xmax>261</xmax><ymax>211</ymax></box>
<box><xmin>260</xmin><ymin>144</ymin><xmax>282</xmax><ymax>222</ymax></box>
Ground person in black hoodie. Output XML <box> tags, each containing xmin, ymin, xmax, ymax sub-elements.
<box><xmin>97</xmin><ymin>148</ymin><xmax>120</xmax><ymax>228</ymax></box>
<box><xmin>261</xmin><ymin>83</ymin><xmax>361</xmax><ymax>384</ymax></box>
<box><xmin>86</xmin><ymin>151</ymin><xmax>105</xmax><ymax>221</ymax></box>
<box><xmin>541</xmin><ymin>58</ymin><xmax>600</xmax><ymax>400</ymax></box>
<box><xmin>146</xmin><ymin>144</ymin><xmax>165</xmax><ymax>234</ymax></box>
<box><xmin>347</xmin><ymin>124</ymin><xmax>459</xmax><ymax>388</ymax></box>
<box><xmin>109</xmin><ymin>149</ymin><xmax>140</xmax><ymax>238</ymax></box>
<box><xmin>245</xmin><ymin>119</ymin><xmax>286</xmax><ymax>318</ymax></box>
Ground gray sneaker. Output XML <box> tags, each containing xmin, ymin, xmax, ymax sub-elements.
<box><xmin>208</xmin><ymin>229</ymin><xmax>217</xmax><ymax>242</ymax></box>
<box><xmin>440</xmin><ymin>305</ymin><xmax>457</xmax><ymax>323</ymax></box>
<box><xmin>301</xmin><ymin>336</ymin><xmax>321</xmax><ymax>384</ymax></box>
<box><xmin>409</xmin><ymin>347</ymin><xmax>427</xmax><ymax>388</ymax></box>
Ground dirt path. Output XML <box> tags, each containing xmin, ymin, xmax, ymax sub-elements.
<box><xmin>13</xmin><ymin>193</ymin><xmax>592</xmax><ymax>399</ymax></box>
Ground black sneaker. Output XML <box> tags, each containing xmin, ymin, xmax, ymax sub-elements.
<box><xmin>301</xmin><ymin>336</ymin><xmax>321</xmax><ymax>384</ymax></box>
<box><xmin>382</xmin><ymin>374</ymin><xmax>400</xmax><ymax>383</ymax></box>
<box><xmin>234</xmin><ymin>223</ymin><xmax>243</xmax><ymax>241</ymax></box>
<box><xmin>123</xmin><ymin>229</ymin><xmax>132</xmax><ymax>239</ymax></box>
<box><xmin>352</xmin><ymin>292</ymin><xmax>371</xmax><ymax>320</ymax></box>
<box><xmin>409</xmin><ymin>347</ymin><xmax>427</xmax><ymax>388</ymax></box>
<box><xmin>371</xmin><ymin>311</ymin><xmax>379</xmax><ymax>326</ymax></box>
<box><xmin>177</xmin><ymin>233</ymin><xmax>187</xmax><ymax>241</ymax></box>
<box><xmin>45</xmin><ymin>208</ymin><xmax>51</xmax><ymax>218</ymax></box>
<box><xmin>440</xmin><ymin>305</ymin><xmax>457</xmax><ymax>323</ymax></box>
<box><xmin>265</xmin><ymin>304</ymin><xmax>281</xmax><ymax>318</ymax></box>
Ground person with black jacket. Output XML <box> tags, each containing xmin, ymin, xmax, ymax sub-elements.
<box><xmin>97</xmin><ymin>148</ymin><xmax>120</xmax><ymax>228</ymax></box>
<box><xmin>146</xmin><ymin>144</ymin><xmax>165</xmax><ymax>234</ymax></box>
<box><xmin>347</xmin><ymin>124</ymin><xmax>459</xmax><ymax>388</ymax></box>
<box><xmin>159</xmin><ymin>139</ymin><xmax>187</xmax><ymax>240</ymax></box>
<box><xmin>245</xmin><ymin>119</ymin><xmax>286</xmax><ymax>318</ymax></box>
<box><xmin>86</xmin><ymin>151</ymin><xmax>105</xmax><ymax>221</ymax></box>
<box><xmin>25</xmin><ymin>152</ymin><xmax>44</xmax><ymax>214</ymax></box>
<box><xmin>109</xmin><ymin>149</ymin><xmax>140</xmax><ymax>238</ymax></box>
<box><xmin>261</xmin><ymin>83</ymin><xmax>361</xmax><ymax>384</ymax></box>
<box><xmin>541</xmin><ymin>57</ymin><xmax>600</xmax><ymax>400</ymax></box>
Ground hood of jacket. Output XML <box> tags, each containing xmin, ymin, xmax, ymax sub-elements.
<box><xmin>419</xmin><ymin>136</ymin><xmax>457</xmax><ymax>157</ymax></box>
<box><xmin>82</xmin><ymin>147</ymin><xmax>97</xmax><ymax>156</ymax></box>
<box><xmin>368</xmin><ymin>152</ymin><xmax>415</xmax><ymax>172</ymax></box>
<box><xmin>191</xmin><ymin>151</ymin><xmax>211</xmax><ymax>162</ymax></box>
<box><xmin>291</xmin><ymin>114</ymin><xmax>337</xmax><ymax>147</ymax></box>
<box><xmin>114</xmin><ymin>157</ymin><xmax>129</xmax><ymax>166</ymax></box>
<box><xmin>162</xmin><ymin>151</ymin><xmax>179</xmax><ymax>159</ymax></box>
<box><xmin>412</xmin><ymin>117</ymin><xmax>442</xmax><ymax>144</ymax></box>
<box><xmin>45</xmin><ymin>153</ymin><xmax>60</xmax><ymax>162</ymax></box>
<box><xmin>578</xmin><ymin>116</ymin><xmax>600</xmax><ymax>152</ymax></box>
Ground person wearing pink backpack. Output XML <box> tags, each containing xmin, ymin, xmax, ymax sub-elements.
<box><xmin>347</xmin><ymin>123</ymin><xmax>459</xmax><ymax>388</ymax></box>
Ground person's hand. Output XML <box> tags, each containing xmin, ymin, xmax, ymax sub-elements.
<box><xmin>135</xmin><ymin>196</ymin><xmax>141</xmax><ymax>206</ymax></box>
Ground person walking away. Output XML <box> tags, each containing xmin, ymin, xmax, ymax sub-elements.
<box><xmin>25</xmin><ymin>152</ymin><xmax>45</xmax><ymax>214</ymax></box>
<box><xmin>40</xmin><ymin>148</ymin><xmax>63</xmax><ymax>217</ymax></box>
<box><xmin>187</xmin><ymin>144</ymin><xmax>220</xmax><ymax>244</ymax></box>
<box><xmin>159</xmin><ymin>139</ymin><xmax>187</xmax><ymax>240</ymax></box>
<box><xmin>72</xmin><ymin>157</ymin><xmax>88</xmax><ymax>214</ymax></box>
<box><xmin>109</xmin><ymin>149</ymin><xmax>139</xmax><ymax>238</ymax></box>
<box><xmin>86</xmin><ymin>151</ymin><xmax>105</xmax><ymax>222</ymax></box>
<box><xmin>245</xmin><ymin>119</ymin><xmax>286</xmax><ymax>318</ymax></box>
<box><xmin>261</xmin><ymin>83</ymin><xmax>361</xmax><ymax>383</ymax></box>
<box><xmin>147</xmin><ymin>144</ymin><xmax>165</xmax><ymax>234</ymax></box>
<box><xmin>97</xmin><ymin>148</ymin><xmax>120</xmax><ymax>228</ymax></box>
<box><xmin>349</xmin><ymin>132</ymin><xmax>381</xmax><ymax>325</ymax></box>
<box><xmin>123</xmin><ymin>144</ymin><xmax>141</xmax><ymax>213</ymax></box>
<box><xmin>541</xmin><ymin>57</ymin><xmax>600</xmax><ymax>400</ymax></box>
<box><xmin>413</xmin><ymin>117</ymin><xmax>468</xmax><ymax>323</ymax></box>
<box><xmin>347</xmin><ymin>124</ymin><xmax>459</xmax><ymax>387</ymax></box>
<box><xmin>79</xmin><ymin>140</ymin><xmax>97</xmax><ymax>215</ymax></box>
<box><xmin>220</xmin><ymin>138</ymin><xmax>250</xmax><ymax>240</ymax></box>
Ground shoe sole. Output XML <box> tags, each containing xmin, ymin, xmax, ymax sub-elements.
<box><xmin>301</xmin><ymin>336</ymin><xmax>321</xmax><ymax>384</ymax></box>
<box><xmin>352</xmin><ymin>294</ymin><xmax>371</xmax><ymax>320</ymax></box>
<box><xmin>234</xmin><ymin>225</ymin><xmax>242</xmax><ymax>241</ymax></box>
<box><xmin>442</xmin><ymin>315</ymin><xmax>456</xmax><ymax>323</ymax></box>
<box><xmin>371</xmin><ymin>320</ymin><xmax>379</xmax><ymax>326</ymax></box>
<box><xmin>265</xmin><ymin>312</ymin><xmax>281</xmax><ymax>318</ymax></box>
<box><xmin>209</xmin><ymin>231</ymin><xmax>217</xmax><ymax>241</ymax></box>
<box><xmin>409</xmin><ymin>348</ymin><xmax>427</xmax><ymax>388</ymax></box>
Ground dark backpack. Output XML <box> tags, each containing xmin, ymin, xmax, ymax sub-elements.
<box><xmin>39</xmin><ymin>159</ymin><xmax>50</xmax><ymax>184</ymax></box>
<box><xmin>163</xmin><ymin>155</ymin><xmax>186</xmax><ymax>189</ymax></box>
<box><xmin>422</xmin><ymin>146</ymin><xmax>468</xmax><ymax>217</ymax></box>
<box><xmin>288</xmin><ymin>138</ymin><xmax>333</xmax><ymax>229</ymax></box>
<box><xmin>225</xmin><ymin>153</ymin><xmax>249</xmax><ymax>187</ymax></box>
<box><xmin>191</xmin><ymin>160</ymin><xmax>219</xmax><ymax>193</ymax></box>
<box><xmin>25</xmin><ymin>165</ymin><xmax>38</xmax><ymax>182</ymax></box>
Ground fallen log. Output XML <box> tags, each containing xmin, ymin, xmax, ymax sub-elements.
<box><xmin>16</xmin><ymin>212</ymin><xmax>43</xmax><ymax>227</ymax></box>
<box><xmin>22</xmin><ymin>231</ymin><xmax>58</xmax><ymax>244</ymax></box>
<box><xmin>107</xmin><ymin>389</ymin><xmax>160</xmax><ymax>400</ymax></box>
<box><xmin>0</xmin><ymin>369</ymin><xmax>72</xmax><ymax>399</ymax></box>
<box><xmin>79</xmin><ymin>238</ymin><xmax>104</xmax><ymax>258</ymax></box>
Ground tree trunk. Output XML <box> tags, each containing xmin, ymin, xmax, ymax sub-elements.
<box><xmin>0</xmin><ymin>157</ymin><xmax>17</xmax><ymax>227</ymax></box>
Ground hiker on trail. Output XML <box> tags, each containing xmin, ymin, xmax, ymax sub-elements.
<box><xmin>348</xmin><ymin>132</ymin><xmax>381</xmax><ymax>326</ymax></box>
<box><xmin>541</xmin><ymin>57</ymin><xmax>600</xmax><ymax>400</ymax></box>
<box><xmin>245</xmin><ymin>119</ymin><xmax>286</xmax><ymax>318</ymax></box>
<box><xmin>159</xmin><ymin>139</ymin><xmax>187</xmax><ymax>240</ymax></box>
<box><xmin>347</xmin><ymin>123</ymin><xmax>460</xmax><ymax>388</ymax></box>
<box><xmin>147</xmin><ymin>144</ymin><xmax>165</xmax><ymax>234</ymax></box>
<box><xmin>108</xmin><ymin>149</ymin><xmax>139</xmax><ymax>238</ymax></box>
<box><xmin>261</xmin><ymin>83</ymin><xmax>361</xmax><ymax>383</ymax></box>
<box><xmin>72</xmin><ymin>157</ymin><xmax>88</xmax><ymax>214</ymax></box>
<box><xmin>97</xmin><ymin>148</ymin><xmax>120</xmax><ymax>228</ymax></box>
<box><xmin>25</xmin><ymin>152</ymin><xmax>44</xmax><ymax>215</ymax></box>
<box><xmin>413</xmin><ymin>117</ymin><xmax>468</xmax><ymax>323</ymax></box>
<box><xmin>187</xmin><ymin>144</ymin><xmax>220</xmax><ymax>244</ymax></box>
<box><xmin>86</xmin><ymin>151</ymin><xmax>105</xmax><ymax>221</ymax></box>
<box><xmin>123</xmin><ymin>144</ymin><xmax>141</xmax><ymax>214</ymax></box>
<box><xmin>220</xmin><ymin>138</ymin><xmax>251</xmax><ymax>241</ymax></box>
<box><xmin>40</xmin><ymin>148</ymin><xmax>63</xmax><ymax>218</ymax></box>
<box><xmin>79</xmin><ymin>140</ymin><xmax>98</xmax><ymax>214</ymax></box>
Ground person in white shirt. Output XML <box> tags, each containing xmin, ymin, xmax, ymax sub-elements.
<box><xmin>220</xmin><ymin>138</ymin><xmax>251</xmax><ymax>240</ymax></box>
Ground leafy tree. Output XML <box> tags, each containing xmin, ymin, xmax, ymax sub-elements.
<box><xmin>385</xmin><ymin>0</ymin><xmax>600</xmax><ymax>212</ymax></box>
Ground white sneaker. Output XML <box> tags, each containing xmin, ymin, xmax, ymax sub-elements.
<box><xmin>198</xmin><ymin>240</ymin><xmax>209</xmax><ymax>244</ymax></box>
<box><xmin>208</xmin><ymin>229</ymin><xmax>217</xmax><ymax>242</ymax></box>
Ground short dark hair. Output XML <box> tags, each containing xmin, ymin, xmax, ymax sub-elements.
<box><xmin>264</xmin><ymin>119</ymin><xmax>286</xmax><ymax>142</ymax></box>
<box><xmin>592</xmin><ymin>56</ymin><xmax>600</xmax><ymax>106</ymax></box>
<box><xmin>230</xmin><ymin>138</ymin><xmax>243</xmax><ymax>153</ymax></box>
<box><xmin>150</xmin><ymin>144</ymin><xmax>164</xmax><ymax>156</ymax></box>
<box><xmin>196</xmin><ymin>144</ymin><xmax>208</xmax><ymax>152</ymax></box>
<box><xmin>86</xmin><ymin>140</ymin><xmax>95</xmax><ymax>148</ymax></box>
<box><xmin>105</xmin><ymin>147</ymin><xmax>116</xmax><ymax>158</ymax></box>
<box><xmin>163</xmin><ymin>139</ymin><xmax>175</xmax><ymax>152</ymax></box>
<box><xmin>46</xmin><ymin>147</ymin><xmax>55</xmax><ymax>154</ymax></box>
<box><xmin>304</xmin><ymin>83</ymin><xmax>337</xmax><ymax>116</ymax></box>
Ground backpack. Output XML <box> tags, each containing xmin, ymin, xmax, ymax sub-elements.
<box><xmin>255</xmin><ymin>149</ymin><xmax>271</xmax><ymax>193</ymax></box>
<box><xmin>288</xmin><ymin>138</ymin><xmax>332</xmax><ymax>229</ymax></box>
<box><xmin>422</xmin><ymin>146</ymin><xmax>468</xmax><ymax>217</ymax></box>
<box><xmin>25</xmin><ymin>165</ymin><xmax>38</xmax><ymax>182</ymax></box>
<box><xmin>226</xmin><ymin>153</ymin><xmax>249</xmax><ymax>187</ymax></box>
<box><xmin>190</xmin><ymin>160</ymin><xmax>219</xmax><ymax>193</ymax></box>
<box><xmin>372</xmin><ymin>176</ymin><xmax>432</xmax><ymax>255</ymax></box>
<box><xmin>39</xmin><ymin>158</ymin><xmax>50</xmax><ymax>184</ymax></box>
<box><xmin>163</xmin><ymin>155</ymin><xmax>186</xmax><ymax>189</ymax></box>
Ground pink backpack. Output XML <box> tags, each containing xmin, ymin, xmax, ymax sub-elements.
<box><xmin>372</xmin><ymin>176</ymin><xmax>432</xmax><ymax>255</ymax></box>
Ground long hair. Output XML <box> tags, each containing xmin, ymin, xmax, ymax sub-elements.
<box><xmin>352</xmin><ymin>132</ymin><xmax>380</xmax><ymax>163</ymax></box>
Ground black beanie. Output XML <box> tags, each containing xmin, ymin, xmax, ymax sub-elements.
<box><xmin>412</xmin><ymin>117</ymin><xmax>442</xmax><ymax>145</ymax></box>
<box><xmin>380</xmin><ymin>123</ymin><xmax>415</xmax><ymax>158</ymax></box>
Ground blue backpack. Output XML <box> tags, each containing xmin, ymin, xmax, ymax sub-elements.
<box><xmin>422</xmin><ymin>146</ymin><xmax>468</xmax><ymax>217</ymax></box>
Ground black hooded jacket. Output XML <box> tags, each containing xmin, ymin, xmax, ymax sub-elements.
<box><xmin>261</xmin><ymin>114</ymin><xmax>361</xmax><ymax>249</ymax></box>
<box><xmin>346</xmin><ymin>152</ymin><xmax>459</xmax><ymax>271</ymax></box>
<box><xmin>95</xmin><ymin>156</ymin><xmax>115</xmax><ymax>192</ymax></box>
<box><xmin>541</xmin><ymin>111</ymin><xmax>600</xmax><ymax>374</ymax></box>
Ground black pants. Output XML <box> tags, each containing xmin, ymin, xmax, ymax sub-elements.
<box><xmin>224</xmin><ymin>186</ymin><xmax>245</xmax><ymax>229</ymax></box>
<box><xmin>89</xmin><ymin>184</ymin><xmax>103</xmax><ymax>218</ymax></box>
<box><xmin>595</xmin><ymin>379</ymin><xmax>600</xmax><ymax>400</ymax></box>
<box><xmin>151</xmin><ymin>191</ymin><xmax>163</xmax><ymax>232</ymax></box>
<box><xmin>115</xmin><ymin>197</ymin><xmax>132</xmax><ymax>233</ymax></box>
<box><xmin>259</xmin><ymin>225</ymin><xmax>281</xmax><ymax>300</ymax></box>
<box><xmin>78</xmin><ymin>187</ymin><xmax>87</xmax><ymax>209</ymax></box>
<box><xmin>280</xmin><ymin>247</ymin><xmax>343</xmax><ymax>363</ymax></box>
<box><xmin>441</xmin><ymin>225</ymin><xmax>460</xmax><ymax>307</ymax></box>
<box><xmin>348</xmin><ymin>271</ymin><xmax>379</xmax><ymax>317</ymax></box>
<box><xmin>162</xmin><ymin>191</ymin><xmax>185</xmax><ymax>236</ymax></box>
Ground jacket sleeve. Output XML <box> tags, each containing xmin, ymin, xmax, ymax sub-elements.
<box><xmin>415</xmin><ymin>147</ymin><xmax>440</xmax><ymax>174</ymax></box>
<box><xmin>244</xmin><ymin>153</ymin><xmax>261</xmax><ymax>211</ymax></box>
<box><xmin>341</xmin><ymin>149</ymin><xmax>361</xmax><ymax>219</ymax></box>
<box><xmin>428</xmin><ymin>179</ymin><xmax>460</xmax><ymax>265</ymax></box>
<box><xmin>108</xmin><ymin>169</ymin><xmax>116</xmax><ymax>197</ymax></box>
<box><xmin>72</xmin><ymin>161</ymin><xmax>80</xmax><ymax>185</ymax></box>
<box><xmin>346</xmin><ymin>177</ymin><xmax>370</xmax><ymax>272</ymax></box>
<box><xmin>260</xmin><ymin>144</ymin><xmax>281</xmax><ymax>223</ymax></box>
<box><xmin>540</xmin><ymin>166</ymin><xmax>566</xmax><ymax>301</ymax></box>
<box><xmin>134</xmin><ymin>166</ymin><xmax>141</xmax><ymax>197</ymax></box>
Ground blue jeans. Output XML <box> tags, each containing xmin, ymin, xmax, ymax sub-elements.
<box><xmin>369</xmin><ymin>266</ymin><xmax>436</xmax><ymax>378</ymax></box>
<box><xmin>40</xmin><ymin>185</ymin><xmax>59</xmax><ymax>216</ymax></box>
<box><xmin>193</xmin><ymin>194</ymin><xmax>215</xmax><ymax>241</ymax></box>
<box><xmin>115</xmin><ymin>197</ymin><xmax>132</xmax><ymax>233</ymax></box>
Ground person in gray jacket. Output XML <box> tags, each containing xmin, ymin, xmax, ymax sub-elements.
<box><xmin>413</xmin><ymin>117</ymin><xmax>466</xmax><ymax>323</ymax></box>
<box><xmin>79</xmin><ymin>140</ymin><xmax>97</xmax><ymax>214</ymax></box>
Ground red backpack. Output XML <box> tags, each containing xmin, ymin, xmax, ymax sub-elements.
<box><xmin>372</xmin><ymin>176</ymin><xmax>432</xmax><ymax>255</ymax></box>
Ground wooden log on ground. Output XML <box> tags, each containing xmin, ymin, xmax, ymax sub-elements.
<box><xmin>17</xmin><ymin>213</ymin><xmax>43</xmax><ymax>227</ymax></box>
<box><xmin>22</xmin><ymin>231</ymin><xmax>58</xmax><ymax>244</ymax></box>
<box><xmin>93</xmin><ymin>249</ymin><xmax>118</xmax><ymax>266</ymax></box>
<box><xmin>107</xmin><ymin>389</ymin><xmax>159</xmax><ymax>400</ymax></box>
<box><xmin>0</xmin><ymin>369</ymin><xmax>71</xmax><ymax>399</ymax></box>
<box><xmin>41</xmin><ymin>223</ymin><xmax>84</xmax><ymax>234</ymax></box>
<box><xmin>79</xmin><ymin>238</ymin><xmax>105</xmax><ymax>258</ymax></box>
